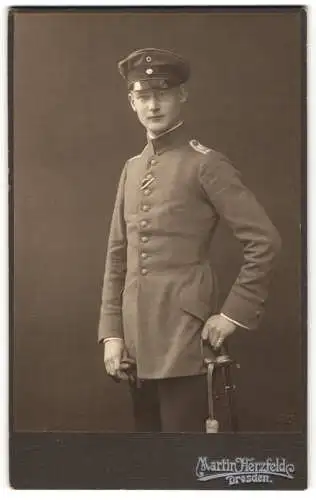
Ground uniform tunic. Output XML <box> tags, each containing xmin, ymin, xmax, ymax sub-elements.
<box><xmin>98</xmin><ymin>124</ymin><xmax>281</xmax><ymax>379</ymax></box>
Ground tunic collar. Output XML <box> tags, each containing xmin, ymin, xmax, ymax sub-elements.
<box><xmin>147</xmin><ymin>121</ymin><xmax>189</xmax><ymax>155</ymax></box>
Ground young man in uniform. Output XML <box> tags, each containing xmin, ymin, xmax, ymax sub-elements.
<box><xmin>98</xmin><ymin>48</ymin><xmax>281</xmax><ymax>432</ymax></box>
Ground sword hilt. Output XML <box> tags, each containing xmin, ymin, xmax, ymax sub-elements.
<box><xmin>202</xmin><ymin>338</ymin><xmax>236</xmax><ymax>367</ymax></box>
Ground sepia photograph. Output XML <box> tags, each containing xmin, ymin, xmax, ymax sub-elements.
<box><xmin>10</xmin><ymin>6</ymin><xmax>306</xmax><ymax>489</ymax></box>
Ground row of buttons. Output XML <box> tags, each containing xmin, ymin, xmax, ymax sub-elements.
<box><xmin>140</xmin><ymin>227</ymin><xmax>149</xmax><ymax>276</ymax></box>
<box><xmin>140</xmin><ymin>158</ymin><xmax>158</xmax><ymax>276</ymax></box>
<box><xmin>140</xmin><ymin>157</ymin><xmax>157</xmax><ymax>275</ymax></box>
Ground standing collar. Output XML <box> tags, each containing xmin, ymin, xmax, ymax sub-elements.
<box><xmin>146</xmin><ymin>121</ymin><xmax>189</xmax><ymax>155</ymax></box>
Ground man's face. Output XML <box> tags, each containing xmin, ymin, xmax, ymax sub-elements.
<box><xmin>128</xmin><ymin>84</ymin><xmax>188</xmax><ymax>136</ymax></box>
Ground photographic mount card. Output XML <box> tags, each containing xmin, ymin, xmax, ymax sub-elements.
<box><xmin>9</xmin><ymin>6</ymin><xmax>307</xmax><ymax>490</ymax></box>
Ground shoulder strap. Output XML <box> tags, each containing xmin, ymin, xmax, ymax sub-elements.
<box><xmin>189</xmin><ymin>139</ymin><xmax>212</xmax><ymax>155</ymax></box>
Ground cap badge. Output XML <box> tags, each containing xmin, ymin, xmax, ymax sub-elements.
<box><xmin>146</xmin><ymin>68</ymin><xmax>154</xmax><ymax>75</ymax></box>
<box><xmin>146</xmin><ymin>56</ymin><xmax>152</xmax><ymax>62</ymax></box>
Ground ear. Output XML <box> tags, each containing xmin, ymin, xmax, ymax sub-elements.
<box><xmin>179</xmin><ymin>84</ymin><xmax>188</xmax><ymax>104</ymax></box>
<box><xmin>128</xmin><ymin>92</ymin><xmax>137</xmax><ymax>112</ymax></box>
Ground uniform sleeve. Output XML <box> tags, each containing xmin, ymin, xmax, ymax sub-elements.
<box><xmin>199</xmin><ymin>153</ymin><xmax>282</xmax><ymax>330</ymax></box>
<box><xmin>98</xmin><ymin>164</ymin><xmax>127</xmax><ymax>342</ymax></box>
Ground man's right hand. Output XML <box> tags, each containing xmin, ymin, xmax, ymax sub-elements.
<box><xmin>103</xmin><ymin>338</ymin><xmax>124</xmax><ymax>377</ymax></box>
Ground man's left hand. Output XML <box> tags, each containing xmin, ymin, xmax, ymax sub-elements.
<box><xmin>201</xmin><ymin>314</ymin><xmax>237</xmax><ymax>349</ymax></box>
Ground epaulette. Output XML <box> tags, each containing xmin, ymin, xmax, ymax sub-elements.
<box><xmin>189</xmin><ymin>139</ymin><xmax>212</xmax><ymax>155</ymax></box>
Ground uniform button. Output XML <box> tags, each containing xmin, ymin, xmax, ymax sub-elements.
<box><xmin>142</xmin><ymin>204</ymin><xmax>150</xmax><ymax>212</ymax></box>
<box><xmin>148</xmin><ymin>158</ymin><xmax>157</xmax><ymax>167</ymax></box>
<box><xmin>140</xmin><ymin>220</ymin><xmax>148</xmax><ymax>228</ymax></box>
<box><xmin>141</xmin><ymin>268</ymin><xmax>148</xmax><ymax>275</ymax></box>
<box><xmin>144</xmin><ymin>188</ymin><xmax>151</xmax><ymax>196</ymax></box>
<box><xmin>141</xmin><ymin>252</ymin><xmax>148</xmax><ymax>259</ymax></box>
<box><xmin>141</xmin><ymin>235</ymin><xmax>149</xmax><ymax>243</ymax></box>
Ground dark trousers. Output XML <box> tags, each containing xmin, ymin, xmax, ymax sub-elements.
<box><xmin>129</xmin><ymin>374</ymin><xmax>208</xmax><ymax>432</ymax></box>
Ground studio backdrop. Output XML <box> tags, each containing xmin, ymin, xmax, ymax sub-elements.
<box><xmin>12</xmin><ymin>10</ymin><xmax>303</xmax><ymax>432</ymax></box>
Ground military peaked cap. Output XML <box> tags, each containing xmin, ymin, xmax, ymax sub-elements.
<box><xmin>118</xmin><ymin>48</ymin><xmax>190</xmax><ymax>90</ymax></box>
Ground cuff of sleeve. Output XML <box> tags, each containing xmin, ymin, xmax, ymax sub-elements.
<box><xmin>220</xmin><ymin>313</ymin><xmax>250</xmax><ymax>330</ymax></box>
<box><xmin>102</xmin><ymin>337</ymin><xmax>124</xmax><ymax>344</ymax></box>
<box><xmin>221</xmin><ymin>290</ymin><xmax>264</xmax><ymax>330</ymax></box>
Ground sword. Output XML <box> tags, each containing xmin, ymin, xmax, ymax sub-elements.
<box><xmin>110</xmin><ymin>343</ymin><xmax>240</xmax><ymax>433</ymax></box>
<box><xmin>202</xmin><ymin>339</ymin><xmax>240</xmax><ymax>433</ymax></box>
